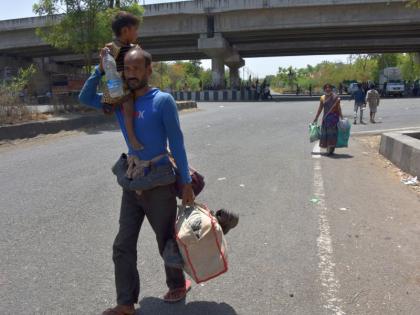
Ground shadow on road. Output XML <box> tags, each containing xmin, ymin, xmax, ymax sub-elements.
<box><xmin>329</xmin><ymin>153</ymin><xmax>354</xmax><ymax>159</ymax></box>
<box><xmin>136</xmin><ymin>297</ymin><xmax>238</xmax><ymax>315</ymax></box>
<box><xmin>311</xmin><ymin>152</ymin><xmax>354</xmax><ymax>159</ymax></box>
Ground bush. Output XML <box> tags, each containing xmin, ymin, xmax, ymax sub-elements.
<box><xmin>0</xmin><ymin>65</ymin><xmax>39</xmax><ymax>125</ymax></box>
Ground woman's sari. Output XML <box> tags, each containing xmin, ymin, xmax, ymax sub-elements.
<box><xmin>320</xmin><ymin>93</ymin><xmax>340</xmax><ymax>149</ymax></box>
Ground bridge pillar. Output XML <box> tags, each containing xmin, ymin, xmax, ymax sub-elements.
<box><xmin>198</xmin><ymin>33</ymin><xmax>231</xmax><ymax>89</ymax></box>
<box><xmin>225</xmin><ymin>54</ymin><xmax>245</xmax><ymax>90</ymax></box>
<box><xmin>415</xmin><ymin>53</ymin><xmax>420</xmax><ymax>64</ymax></box>
<box><xmin>211</xmin><ymin>56</ymin><xmax>225</xmax><ymax>89</ymax></box>
<box><xmin>198</xmin><ymin>33</ymin><xmax>245</xmax><ymax>90</ymax></box>
<box><xmin>229</xmin><ymin>66</ymin><xmax>240</xmax><ymax>90</ymax></box>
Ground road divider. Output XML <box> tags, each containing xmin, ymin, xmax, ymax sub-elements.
<box><xmin>379</xmin><ymin>130</ymin><xmax>420</xmax><ymax>178</ymax></box>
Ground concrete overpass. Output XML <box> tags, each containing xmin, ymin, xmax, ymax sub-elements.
<box><xmin>1</xmin><ymin>0</ymin><xmax>420</xmax><ymax>91</ymax></box>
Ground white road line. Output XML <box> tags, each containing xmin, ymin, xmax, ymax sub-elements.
<box><xmin>312</xmin><ymin>141</ymin><xmax>321</xmax><ymax>158</ymax></box>
<box><xmin>313</xmin><ymin>159</ymin><xmax>345</xmax><ymax>314</ymax></box>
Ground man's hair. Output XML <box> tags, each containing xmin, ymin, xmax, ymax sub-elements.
<box><xmin>112</xmin><ymin>11</ymin><xmax>140</xmax><ymax>37</ymax></box>
<box><xmin>357</xmin><ymin>83</ymin><xmax>362</xmax><ymax>89</ymax></box>
<box><xmin>126</xmin><ymin>47</ymin><xmax>153</xmax><ymax>67</ymax></box>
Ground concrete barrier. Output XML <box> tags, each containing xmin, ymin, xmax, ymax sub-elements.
<box><xmin>171</xmin><ymin>90</ymin><xmax>352</xmax><ymax>102</ymax></box>
<box><xmin>0</xmin><ymin>101</ymin><xmax>198</xmax><ymax>141</ymax></box>
<box><xmin>379</xmin><ymin>131</ymin><xmax>420</xmax><ymax>177</ymax></box>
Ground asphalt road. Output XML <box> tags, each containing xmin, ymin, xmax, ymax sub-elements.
<box><xmin>1</xmin><ymin>98</ymin><xmax>419</xmax><ymax>315</ymax></box>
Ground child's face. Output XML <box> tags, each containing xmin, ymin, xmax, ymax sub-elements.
<box><xmin>120</xmin><ymin>25</ymin><xmax>139</xmax><ymax>44</ymax></box>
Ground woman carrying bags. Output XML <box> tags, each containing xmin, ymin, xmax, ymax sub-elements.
<box><xmin>313</xmin><ymin>83</ymin><xmax>344</xmax><ymax>156</ymax></box>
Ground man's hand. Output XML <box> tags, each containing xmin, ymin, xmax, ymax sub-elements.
<box><xmin>99</xmin><ymin>47</ymin><xmax>110</xmax><ymax>73</ymax></box>
<box><xmin>182</xmin><ymin>183</ymin><xmax>195</xmax><ymax>206</ymax></box>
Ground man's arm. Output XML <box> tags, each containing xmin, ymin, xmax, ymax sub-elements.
<box><xmin>78</xmin><ymin>66</ymin><xmax>104</xmax><ymax>110</ymax></box>
<box><xmin>161</xmin><ymin>95</ymin><xmax>192</xmax><ymax>185</ymax></box>
<box><xmin>161</xmin><ymin>94</ymin><xmax>194</xmax><ymax>205</ymax></box>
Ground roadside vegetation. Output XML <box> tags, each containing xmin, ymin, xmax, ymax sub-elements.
<box><xmin>0</xmin><ymin>65</ymin><xmax>48</xmax><ymax>125</ymax></box>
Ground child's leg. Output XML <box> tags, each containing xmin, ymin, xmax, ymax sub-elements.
<box><xmin>123</xmin><ymin>97</ymin><xmax>143</xmax><ymax>151</ymax></box>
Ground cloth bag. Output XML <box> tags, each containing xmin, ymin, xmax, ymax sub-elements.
<box><xmin>175</xmin><ymin>204</ymin><xmax>228</xmax><ymax>284</ymax></box>
<box><xmin>336</xmin><ymin>118</ymin><xmax>351</xmax><ymax>148</ymax></box>
<box><xmin>168</xmin><ymin>155</ymin><xmax>205</xmax><ymax>199</ymax></box>
<box><xmin>309</xmin><ymin>123</ymin><xmax>321</xmax><ymax>143</ymax></box>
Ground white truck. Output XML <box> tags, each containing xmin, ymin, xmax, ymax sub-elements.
<box><xmin>379</xmin><ymin>67</ymin><xmax>405</xmax><ymax>97</ymax></box>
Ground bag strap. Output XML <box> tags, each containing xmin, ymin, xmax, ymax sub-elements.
<box><xmin>322</xmin><ymin>95</ymin><xmax>340</xmax><ymax>122</ymax></box>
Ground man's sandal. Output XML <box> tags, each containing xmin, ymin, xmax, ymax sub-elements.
<box><xmin>102</xmin><ymin>305</ymin><xmax>135</xmax><ymax>315</ymax></box>
<box><xmin>163</xmin><ymin>279</ymin><xmax>192</xmax><ymax>303</ymax></box>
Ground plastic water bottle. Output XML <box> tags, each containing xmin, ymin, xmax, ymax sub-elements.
<box><xmin>103</xmin><ymin>49</ymin><xmax>124</xmax><ymax>98</ymax></box>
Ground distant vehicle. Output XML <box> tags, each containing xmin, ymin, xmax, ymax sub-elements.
<box><xmin>379</xmin><ymin>67</ymin><xmax>405</xmax><ymax>97</ymax></box>
<box><xmin>348</xmin><ymin>83</ymin><xmax>360</xmax><ymax>95</ymax></box>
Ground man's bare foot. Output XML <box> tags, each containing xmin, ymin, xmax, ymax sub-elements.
<box><xmin>102</xmin><ymin>304</ymin><xmax>135</xmax><ymax>315</ymax></box>
<box><xmin>163</xmin><ymin>279</ymin><xmax>192</xmax><ymax>303</ymax></box>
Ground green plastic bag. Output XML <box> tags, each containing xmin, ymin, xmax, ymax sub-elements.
<box><xmin>309</xmin><ymin>123</ymin><xmax>321</xmax><ymax>143</ymax></box>
<box><xmin>336</xmin><ymin>121</ymin><xmax>351</xmax><ymax>148</ymax></box>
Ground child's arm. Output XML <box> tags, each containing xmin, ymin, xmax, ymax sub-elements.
<box><xmin>122</xmin><ymin>96</ymin><xmax>143</xmax><ymax>151</ymax></box>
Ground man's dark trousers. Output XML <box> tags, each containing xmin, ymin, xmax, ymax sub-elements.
<box><xmin>113</xmin><ymin>184</ymin><xmax>185</xmax><ymax>305</ymax></box>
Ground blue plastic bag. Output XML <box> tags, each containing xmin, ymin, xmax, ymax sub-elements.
<box><xmin>336</xmin><ymin>119</ymin><xmax>351</xmax><ymax>148</ymax></box>
<box><xmin>309</xmin><ymin>123</ymin><xmax>321</xmax><ymax>143</ymax></box>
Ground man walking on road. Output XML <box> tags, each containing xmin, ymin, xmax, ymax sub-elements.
<box><xmin>79</xmin><ymin>47</ymin><xmax>194</xmax><ymax>315</ymax></box>
<box><xmin>353</xmin><ymin>83</ymin><xmax>366</xmax><ymax>125</ymax></box>
<box><xmin>366</xmin><ymin>84</ymin><xmax>380</xmax><ymax>123</ymax></box>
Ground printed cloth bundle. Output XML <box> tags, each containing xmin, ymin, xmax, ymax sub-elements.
<box><xmin>111</xmin><ymin>153</ymin><xmax>176</xmax><ymax>193</ymax></box>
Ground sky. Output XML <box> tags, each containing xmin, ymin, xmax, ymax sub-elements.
<box><xmin>1</xmin><ymin>0</ymin><xmax>350</xmax><ymax>78</ymax></box>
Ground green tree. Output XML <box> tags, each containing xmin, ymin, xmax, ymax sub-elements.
<box><xmin>199</xmin><ymin>69</ymin><xmax>212</xmax><ymax>89</ymax></box>
<box><xmin>406</xmin><ymin>0</ymin><xmax>420</xmax><ymax>8</ymax></box>
<box><xmin>184</xmin><ymin>60</ymin><xmax>202</xmax><ymax>78</ymax></box>
<box><xmin>398</xmin><ymin>53</ymin><xmax>420</xmax><ymax>81</ymax></box>
<box><xmin>33</xmin><ymin>0</ymin><xmax>143</xmax><ymax>73</ymax></box>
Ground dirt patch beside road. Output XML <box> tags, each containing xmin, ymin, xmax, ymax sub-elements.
<box><xmin>354</xmin><ymin>136</ymin><xmax>420</xmax><ymax>196</ymax></box>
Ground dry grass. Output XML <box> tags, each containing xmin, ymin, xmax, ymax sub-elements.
<box><xmin>0</xmin><ymin>87</ymin><xmax>49</xmax><ymax>126</ymax></box>
<box><xmin>0</xmin><ymin>105</ymin><xmax>49</xmax><ymax>125</ymax></box>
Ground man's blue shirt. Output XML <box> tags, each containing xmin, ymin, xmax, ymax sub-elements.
<box><xmin>353</xmin><ymin>89</ymin><xmax>366</xmax><ymax>104</ymax></box>
<box><xmin>79</xmin><ymin>66</ymin><xmax>192</xmax><ymax>184</ymax></box>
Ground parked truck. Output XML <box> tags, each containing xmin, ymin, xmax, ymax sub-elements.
<box><xmin>379</xmin><ymin>67</ymin><xmax>405</xmax><ymax>97</ymax></box>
